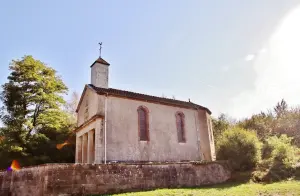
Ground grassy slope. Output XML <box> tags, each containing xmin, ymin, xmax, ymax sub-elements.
<box><xmin>110</xmin><ymin>181</ymin><xmax>300</xmax><ymax>196</ymax></box>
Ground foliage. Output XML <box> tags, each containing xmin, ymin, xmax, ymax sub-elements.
<box><xmin>273</xmin><ymin>107</ymin><xmax>300</xmax><ymax>147</ymax></box>
<box><xmin>250</xmin><ymin>135</ymin><xmax>298</xmax><ymax>182</ymax></box>
<box><xmin>239</xmin><ymin>104</ymin><xmax>300</xmax><ymax>183</ymax></box>
<box><xmin>212</xmin><ymin>113</ymin><xmax>231</xmax><ymax>142</ymax></box>
<box><xmin>263</xmin><ymin>134</ymin><xmax>297</xmax><ymax>167</ymax></box>
<box><xmin>238</xmin><ymin>111</ymin><xmax>274</xmax><ymax>141</ymax></box>
<box><xmin>236</xmin><ymin>99</ymin><xmax>300</xmax><ymax>147</ymax></box>
<box><xmin>0</xmin><ymin>55</ymin><xmax>75</xmax><ymax>169</ymax></box>
<box><xmin>274</xmin><ymin>99</ymin><xmax>288</xmax><ymax>118</ymax></box>
<box><xmin>216</xmin><ymin>127</ymin><xmax>262</xmax><ymax>171</ymax></box>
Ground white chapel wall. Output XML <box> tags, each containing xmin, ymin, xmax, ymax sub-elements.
<box><xmin>104</xmin><ymin>96</ymin><xmax>205</xmax><ymax>162</ymax></box>
<box><xmin>77</xmin><ymin>88</ymin><xmax>99</xmax><ymax>126</ymax></box>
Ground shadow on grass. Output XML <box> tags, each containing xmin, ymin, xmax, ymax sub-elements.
<box><xmin>228</xmin><ymin>170</ymin><xmax>253</xmax><ymax>183</ymax></box>
<box><xmin>89</xmin><ymin>172</ymin><xmax>252</xmax><ymax>196</ymax></box>
<box><xmin>295</xmin><ymin>166</ymin><xmax>300</xmax><ymax>180</ymax></box>
<box><xmin>181</xmin><ymin>181</ymin><xmax>245</xmax><ymax>192</ymax></box>
<box><xmin>88</xmin><ymin>181</ymin><xmax>245</xmax><ymax>196</ymax></box>
<box><xmin>88</xmin><ymin>182</ymin><xmax>244</xmax><ymax>196</ymax></box>
<box><xmin>89</xmin><ymin>169</ymin><xmax>300</xmax><ymax>196</ymax></box>
<box><xmin>259</xmin><ymin>162</ymin><xmax>298</xmax><ymax>183</ymax></box>
<box><xmin>180</xmin><ymin>171</ymin><xmax>253</xmax><ymax>191</ymax></box>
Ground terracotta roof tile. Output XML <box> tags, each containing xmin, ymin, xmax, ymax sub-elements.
<box><xmin>88</xmin><ymin>84</ymin><xmax>211</xmax><ymax>114</ymax></box>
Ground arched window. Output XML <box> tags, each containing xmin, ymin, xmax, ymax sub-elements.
<box><xmin>137</xmin><ymin>106</ymin><xmax>149</xmax><ymax>141</ymax></box>
<box><xmin>176</xmin><ymin>112</ymin><xmax>186</xmax><ymax>143</ymax></box>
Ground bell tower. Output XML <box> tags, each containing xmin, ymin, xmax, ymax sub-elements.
<box><xmin>90</xmin><ymin>43</ymin><xmax>110</xmax><ymax>88</ymax></box>
<box><xmin>90</xmin><ymin>57</ymin><xmax>110</xmax><ymax>88</ymax></box>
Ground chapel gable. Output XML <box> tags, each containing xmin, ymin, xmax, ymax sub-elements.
<box><xmin>76</xmin><ymin>86</ymin><xmax>101</xmax><ymax>126</ymax></box>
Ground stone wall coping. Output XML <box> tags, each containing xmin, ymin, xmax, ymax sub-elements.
<box><xmin>0</xmin><ymin>160</ymin><xmax>229</xmax><ymax>173</ymax></box>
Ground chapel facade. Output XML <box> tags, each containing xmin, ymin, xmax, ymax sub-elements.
<box><xmin>75</xmin><ymin>57</ymin><xmax>216</xmax><ymax>164</ymax></box>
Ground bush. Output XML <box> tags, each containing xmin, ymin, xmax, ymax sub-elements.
<box><xmin>253</xmin><ymin>135</ymin><xmax>299</xmax><ymax>182</ymax></box>
<box><xmin>217</xmin><ymin>127</ymin><xmax>262</xmax><ymax>171</ymax></box>
<box><xmin>263</xmin><ymin>135</ymin><xmax>297</xmax><ymax>168</ymax></box>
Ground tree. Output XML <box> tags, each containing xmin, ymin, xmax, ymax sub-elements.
<box><xmin>238</xmin><ymin>111</ymin><xmax>275</xmax><ymax>140</ymax></box>
<box><xmin>273</xmin><ymin>107</ymin><xmax>300</xmax><ymax>146</ymax></box>
<box><xmin>64</xmin><ymin>91</ymin><xmax>79</xmax><ymax>125</ymax></box>
<box><xmin>212</xmin><ymin>113</ymin><xmax>232</xmax><ymax>142</ymax></box>
<box><xmin>274</xmin><ymin>99</ymin><xmax>288</xmax><ymax>118</ymax></box>
<box><xmin>237</xmin><ymin>99</ymin><xmax>300</xmax><ymax>146</ymax></box>
<box><xmin>0</xmin><ymin>55</ymin><xmax>74</xmax><ymax>168</ymax></box>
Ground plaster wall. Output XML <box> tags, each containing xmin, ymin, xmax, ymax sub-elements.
<box><xmin>105</xmin><ymin>96</ymin><xmax>208</xmax><ymax>161</ymax></box>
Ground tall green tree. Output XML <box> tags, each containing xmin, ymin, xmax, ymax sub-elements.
<box><xmin>0</xmin><ymin>55</ymin><xmax>74</xmax><ymax>168</ymax></box>
<box><xmin>274</xmin><ymin>99</ymin><xmax>288</xmax><ymax>118</ymax></box>
<box><xmin>238</xmin><ymin>111</ymin><xmax>275</xmax><ymax>140</ymax></box>
<box><xmin>237</xmin><ymin>99</ymin><xmax>300</xmax><ymax>146</ymax></box>
<box><xmin>212</xmin><ymin>113</ymin><xmax>233</xmax><ymax>144</ymax></box>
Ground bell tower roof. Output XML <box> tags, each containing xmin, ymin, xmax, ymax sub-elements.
<box><xmin>90</xmin><ymin>57</ymin><xmax>110</xmax><ymax>67</ymax></box>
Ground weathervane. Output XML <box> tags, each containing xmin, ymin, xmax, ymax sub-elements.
<box><xmin>98</xmin><ymin>42</ymin><xmax>102</xmax><ymax>57</ymax></box>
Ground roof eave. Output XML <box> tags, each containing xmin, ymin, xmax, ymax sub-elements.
<box><xmin>95</xmin><ymin>90</ymin><xmax>211</xmax><ymax>114</ymax></box>
<box><xmin>90</xmin><ymin>59</ymin><xmax>110</xmax><ymax>67</ymax></box>
<box><xmin>88</xmin><ymin>84</ymin><xmax>212</xmax><ymax>115</ymax></box>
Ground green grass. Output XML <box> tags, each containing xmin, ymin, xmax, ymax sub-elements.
<box><xmin>108</xmin><ymin>181</ymin><xmax>300</xmax><ymax>196</ymax></box>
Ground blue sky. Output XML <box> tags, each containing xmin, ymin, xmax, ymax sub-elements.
<box><xmin>1</xmin><ymin>0</ymin><xmax>300</xmax><ymax>119</ymax></box>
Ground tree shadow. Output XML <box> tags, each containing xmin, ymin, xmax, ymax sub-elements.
<box><xmin>88</xmin><ymin>168</ymin><xmax>300</xmax><ymax>196</ymax></box>
<box><xmin>177</xmin><ymin>171</ymin><xmax>253</xmax><ymax>192</ymax></box>
<box><xmin>258</xmin><ymin>162</ymin><xmax>299</xmax><ymax>183</ymax></box>
<box><xmin>295</xmin><ymin>166</ymin><xmax>300</xmax><ymax>180</ymax></box>
<box><xmin>88</xmin><ymin>180</ymin><xmax>246</xmax><ymax>196</ymax></box>
<box><xmin>228</xmin><ymin>170</ymin><xmax>253</xmax><ymax>183</ymax></box>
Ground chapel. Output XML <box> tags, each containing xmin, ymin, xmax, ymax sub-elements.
<box><xmin>75</xmin><ymin>56</ymin><xmax>216</xmax><ymax>164</ymax></box>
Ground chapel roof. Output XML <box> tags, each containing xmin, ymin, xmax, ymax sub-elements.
<box><xmin>90</xmin><ymin>57</ymin><xmax>110</xmax><ymax>67</ymax></box>
<box><xmin>88</xmin><ymin>84</ymin><xmax>211</xmax><ymax>114</ymax></box>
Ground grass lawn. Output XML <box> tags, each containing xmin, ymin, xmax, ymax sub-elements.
<box><xmin>107</xmin><ymin>180</ymin><xmax>300</xmax><ymax>196</ymax></box>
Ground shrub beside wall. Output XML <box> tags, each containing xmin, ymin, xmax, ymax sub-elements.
<box><xmin>263</xmin><ymin>134</ymin><xmax>297</xmax><ymax>168</ymax></box>
<box><xmin>216</xmin><ymin>127</ymin><xmax>262</xmax><ymax>171</ymax></box>
<box><xmin>253</xmin><ymin>135</ymin><xmax>299</xmax><ymax>182</ymax></box>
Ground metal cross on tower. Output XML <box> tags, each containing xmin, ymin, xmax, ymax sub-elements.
<box><xmin>98</xmin><ymin>42</ymin><xmax>102</xmax><ymax>57</ymax></box>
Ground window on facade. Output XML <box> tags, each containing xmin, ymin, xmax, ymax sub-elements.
<box><xmin>208</xmin><ymin>118</ymin><xmax>214</xmax><ymax>142</ymax></box>
<box><xmin>84</xmin><ymin>99</ymin><xmax>89</xmax><ymax>121</ymax></box>
<box><xmin>176</xmin><ymin>112</ymin><xmax>186</xmax><ymax>143</ymax></box>
<box><xmin>137</xmin><ymin>106</ymin><xmax>149</xmax><ymax>141</ymax></box>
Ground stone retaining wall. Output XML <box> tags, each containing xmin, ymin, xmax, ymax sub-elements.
<box><xmin>0</xmin><ymin>162</ymin><xmax>231</xmax><ymax>196</ymax></box>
